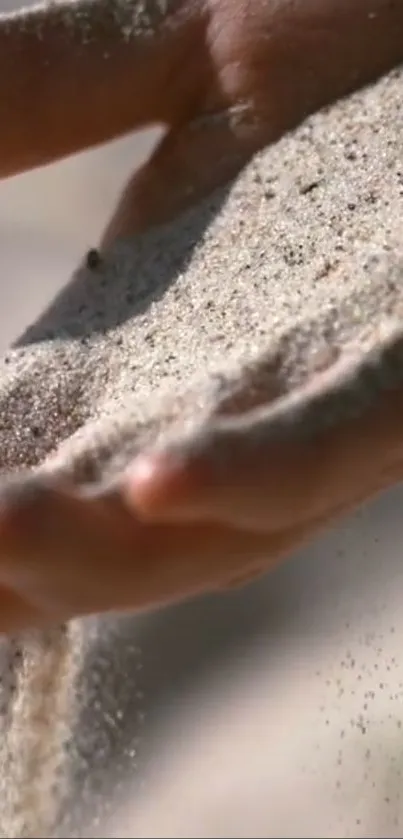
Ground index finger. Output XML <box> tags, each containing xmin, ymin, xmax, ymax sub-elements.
<box><xmin>126</xmin><ymin>346</ymin><xmax>403</xmax><ymax>532</ymax></box>
<box><xmin>0</xmin><ymin>0</ymin><xmax>209</xmax><ymax>178</ymax></box>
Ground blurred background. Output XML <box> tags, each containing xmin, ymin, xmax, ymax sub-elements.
<box><xmin>2</xmin><ymin>2</ymin><xmax>403</xmax><ymax>836</ymax></box>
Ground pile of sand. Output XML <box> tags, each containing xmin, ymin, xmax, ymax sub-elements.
<box><xmin>0</xmin><ymin>65</ymin><xmax>402</xmax><ymax>836</ymax></box>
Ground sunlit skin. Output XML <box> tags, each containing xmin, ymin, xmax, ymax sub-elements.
<box><xmin>0</xmin><ymin>0</ymin><xmax>402</xmax><ymax>633</ymax></box>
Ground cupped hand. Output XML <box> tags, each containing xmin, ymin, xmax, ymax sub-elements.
<box><xmin>0</xmin><ymin>378</ymin><xmax>402</xmax><ymax>633</ymax></box>
<box><xmin>0</xmin><ymin>0</ymin><xmax>403</xmax><ymax>633</ymax></box>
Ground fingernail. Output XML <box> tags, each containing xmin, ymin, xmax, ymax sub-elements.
<box><xmin>126</xmin><ymin>453</ymin><xmax>176</xmax><ymax>510</ymax></box>
<box><xmin>125</xmin><ymin>451</ymin><xmax>190</xmax><ymax>517</ymax></box>
<box><xmin>129</xmin><ymin>454</ymin><xmax>162</xmax><ymax>487</ymax></box>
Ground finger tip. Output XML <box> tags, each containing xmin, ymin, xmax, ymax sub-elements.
<box><xmin>124</xmin><ymin>452</ymin><xmax>195</xmax><ymax>518</ymax></box>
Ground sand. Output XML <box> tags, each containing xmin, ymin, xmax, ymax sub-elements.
<box><xmin>4</xmin><ymin>66</ymin><xmax>403</xmax><ymax>486</ymax></box>
<box><xmin>0</xmin><ymin>63</ymin><xmax>403</xmax><ymax>837</ymax></box>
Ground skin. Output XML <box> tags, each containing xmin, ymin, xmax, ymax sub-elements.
<box><xmin>2</xmin><ymin>0</ymin><xmax>403</xmax><ymax>239</ymax></box>
<box><xmin>0</xmin><ymin>0</ymin><xmax>403</xmax><ymax>632</ymax></box>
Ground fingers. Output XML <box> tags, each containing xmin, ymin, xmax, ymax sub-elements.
<box><xmin>0</xmin><ymin>472</ymin><xmax>332</xmax><ymax>633</ymax></box>
<box><xmin>1</xmin><ymin>0</ymin><xmax>403</xmax><ymax>182</ymax></box>
<box><xmin>125</xmin><ymin>385</ymin><xmax>403</xmax><ymax>532</ymax></box>
<box><xmin>0</xmin><ymin>474</ymin><xmax>273</xmax><ymax>624</ymax></box>
<box><xmin>101</xmin><ymin>0</ymin><xmax>403</xmax><ymax>245</ymax></box>
<box><xmin>0</xmin><ymin>476</ymin><xmax>143</xmax><ymax>616</ymax></box>
<box><xmin>0</xmin><ymin>0</ymin><xmax>209</xmax><ymax>178</ymax></box>
<box><xmin>0</xmin><ymin>469</ymin><xmax>344</xmax><ymax>631</ymax></box>
<box><xmin>0</xmin><ymin>383</ymin><xmax>402</xmax><ymax>635</ymax></box>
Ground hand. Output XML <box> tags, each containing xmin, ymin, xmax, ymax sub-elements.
<box><xmin>0</xmin><ymin>0</ymin><xmax>403</xmax><ymax>633</ymax></box>
<box><xmin>0</xmin><ymin>375</ymin><xmax>402</xmax><ymax>633</ymax></box>
<box><xmin>1</xmin><ymin>0</ymin><xmax>402</xmax><ymax>237</ymax></box>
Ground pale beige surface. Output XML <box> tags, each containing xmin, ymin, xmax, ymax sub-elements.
<box><xmin>2</xmin><ymin>2</ymin><xmax>403</xmax><ymax>836</ymax></box>
<box><xmin>0</xmin><ymin>124</ymin><xmax>162</xmax><ymax>351</ymax></box>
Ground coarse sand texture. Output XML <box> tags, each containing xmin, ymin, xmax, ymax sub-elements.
<box><xmin>0</xmin><ymin>66</ymin><xmax>403</xmax><ymax>836</ymax></box>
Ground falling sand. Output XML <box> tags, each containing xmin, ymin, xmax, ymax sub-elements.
<box><xmin>0</xmin><ymin>61</ymin><xmax>403</xmax><ymax>836</ymax></box>
<box><xmin>0</xmin><ymin>628</ymin><xmax>80</xmax><ymax>838</ymax></box>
